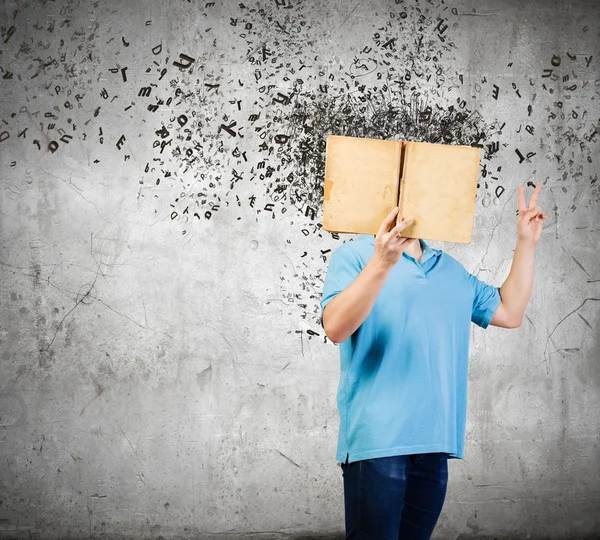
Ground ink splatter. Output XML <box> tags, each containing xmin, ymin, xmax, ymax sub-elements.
<box><xmin>1</xmin><ymin>0</ymin><xmax>598</xmax><ymax>332</ymax></box>
<box><xmin>128</xmin><ymin>1</ymin><xmax>508</xmax><ymax>327</ymax></box>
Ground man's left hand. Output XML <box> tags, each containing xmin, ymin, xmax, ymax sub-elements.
<box><xmin>517</xmin><ymin>185</ymin><xmax>547</xmax><ymax>245</ymax></box>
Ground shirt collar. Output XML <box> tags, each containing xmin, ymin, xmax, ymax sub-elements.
<box><xmin>364</xmin><ymin>235</ymin><xmax>442</xmax><ymax>263</ymax></box>
<box><xmin>417</xmin><ymin>238</ymin><xmax>442</xmax><ymax>264</ymax></box>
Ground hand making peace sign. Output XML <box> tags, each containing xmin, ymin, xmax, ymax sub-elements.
<box><xmin>517</xmin><ymin>184</ymin><xmax>547</xmax><ymax>245</ymax></box>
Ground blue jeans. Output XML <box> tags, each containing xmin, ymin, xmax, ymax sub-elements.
<box><xmin>341</xmin><ymin>453</ymin><xmax>449</xmax><ymax>540</ymax></box>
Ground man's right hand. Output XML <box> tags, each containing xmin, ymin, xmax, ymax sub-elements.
<box><xmin>322</xmin><ymin>209</ymin><xmax>416</xmax><ymax>343</ymax></box>
<box><xmin>373</xmin><ymin>207</ymin><xmax>416</xmax><ymax>268</ymax></box>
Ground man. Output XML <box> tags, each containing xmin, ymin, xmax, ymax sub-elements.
<box><xmin>320</xmin><ymin>185</ymin><xmax>547</xmax><ymax>540</ymax></box>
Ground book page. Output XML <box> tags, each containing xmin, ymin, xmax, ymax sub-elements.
<box><xmin>398</xmin><ymin>141</ymin><xmax>481</xmax><ymax>244</ymax></box>
<box><xmin>323</xmin><ymin>135</ymin><xmax>402</xmax><ymax>235</ymax></box>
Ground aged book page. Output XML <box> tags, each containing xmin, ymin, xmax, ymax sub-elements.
<box><xmin>322</xmin><ymin>135</ymin><xmax>402</xmax><ymax>235</ymax></box>
<box><xmin>398</xmin><ymin>141</ymin><xmax>481</xmax><ymax>244</ymax></box>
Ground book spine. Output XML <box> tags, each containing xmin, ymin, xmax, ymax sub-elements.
<box><xmin>397</xmin><ymin>142</ymin><xmax>409</xmax><ymax>229</ymax></box>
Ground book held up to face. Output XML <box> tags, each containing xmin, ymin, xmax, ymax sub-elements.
<box><xmin>322</xmin><ymin>135</ymin><xmax>481</xmax><ymax>244</ymax></box>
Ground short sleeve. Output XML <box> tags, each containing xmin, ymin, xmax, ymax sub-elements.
<box><xmin>467</xmin><ymin>272</ymin><xmax>501</xmax><ymax>329</ymax></box>
<box><xmin>320</xmin><ymin>245</ymin><xmax>363</xmax><ymax>320</ymax></box>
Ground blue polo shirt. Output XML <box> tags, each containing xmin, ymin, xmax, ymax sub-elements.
<box><xmin>321</xmin><ymin>235</ymin><xmax>501</xmax><ymax>462</ymax></box>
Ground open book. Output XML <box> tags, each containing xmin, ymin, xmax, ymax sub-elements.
<box><xmin>322</xmin><ymin>135</ymin><xmax>481</xmax><ymax>243</ymax></box>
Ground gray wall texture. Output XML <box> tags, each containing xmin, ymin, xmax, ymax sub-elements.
<box><xmin>1</xmin><ymin>0</ymin><xmax>599</xmax><ymax>538</ymax></box>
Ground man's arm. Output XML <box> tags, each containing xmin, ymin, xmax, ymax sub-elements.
<box><xmin>491</xmin><ymin>238</ymin><xmax>535</xmax><ymax>328</ymax></box>
<box><xmin>490</xmin><ymin>185</ymin><xmax>547</xmax><ymax>329</ymax></box>
<box><xmin>323</xmin><ymin>256</ymin><xmax>393</xmax><ymax>343</ymax></box>
<box><xmin>323</xmin><ymin>209</ymin><xmax>415</xmax><ymax>344</ymax></box>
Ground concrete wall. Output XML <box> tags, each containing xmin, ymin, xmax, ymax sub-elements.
<box><xmin>1</xmin><ymin>0</ymin><xmax>599</xmax><ymax>537</ymax></box>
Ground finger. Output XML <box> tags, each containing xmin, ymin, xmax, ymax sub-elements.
<box><xmin>519</xmin><ymin>207</ymin><xmax>539</xmax><ymax>217</ymax></box>
<box><xmin>518</xmin><ymin>186</ymin><xmax>526</xmax><ymax>211</ymax></box>
<box><xmin>389</xmin><ymin>217</ymin><xmax>415</xmax><ymax>237</ymax></box>
<box><xmin>376</xmin><ymin>207</ymin><xmax>399</xmax><ymax>237</ymax></box>
<box><xmin>391</xmin><ymin>236</ymin><xmax>413</xmax><ymax>249</ymax></box>
<box><xmin>528</xmin><ymin>185</ymin><xmax>541</xmax><ymax>209</ymax></box>
<box><xmin>527</xmin><ymin>207</ymin><xmax>543</xmax><ymax>222</ymax></box>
